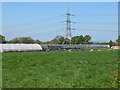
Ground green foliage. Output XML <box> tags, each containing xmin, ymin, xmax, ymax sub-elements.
<box><xmin>43</xmin><ymin>35</ymin><xmax>92</xmax><ymax>44</ymax></box>
<box><xmin>84</xmin><ymin>35</ymin><xmax>91</xmax><ymax>44</ymax></box>
<box><xmin>42</xmin><ymin>41</ymin><xmax>54</xmax><ymax>44</ymax></box>
<box><xmin>51</xmin><ymin>35</ymin><xmax>65</xmax><ymax>44</ymax></box>
<box><xmin>64</xmin><ymin>38</ymin><xmax>70</xmax><ymax>44</ymax></box>
<box><xmin>3</xmin><ymin>35</ymin><xmax>92</xmax><ymax>44</ymax></box>
<box><xmin>7</xmin><ymin>37</ymin><xmax>42</xmax><ymax>44</ymax></box>
<box><xmin>2</xmin><ymin>50</ymin><xmax>118</xmax><ymax>88</ymax></box>
<box><xmin>10</xmin><ymin>37</ymin><xmax>35</xmax><ymax>43</ymax></box>
<box><xmin>35</xmin><ymin>40</ymin><xmax>42</xmax><ymax>44</ymax></box>
<box><xmin>0</xmin><ymin>35</ymin><xmax>5</xmax><ymax>43</ymax></box>
<box><xmin>51</xmin><ymin>35</ymin><xmax>70</xmax><ymax>44</ymax></box>
<box><xmin>3</xmin><ymin>35</ymin><xmax>118</xmax><ymax>45</ymax></box>
<box><xmin>72</xmin><ymin>35</ymin><xmax>83</xmax><ymax>44</ymax></box>
<box><xmin>71</xmin><ymin>35</ymin><xmax>91</xmax><ymax>44</ymax></box>
<box><xmin>109</xmin><ymin>40</ymin><xmax>114</xmax><ymax>48</ymax></box>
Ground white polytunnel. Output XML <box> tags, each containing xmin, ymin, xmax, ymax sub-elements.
<box><xmin>0</xmin><ymin>44</ymin><xmax>43</xmax><ymax>52</ymax></box>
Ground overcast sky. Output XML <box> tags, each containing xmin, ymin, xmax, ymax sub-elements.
<box><xmin>2</xmin><ymin>2</ymin><xmax>118</xmax><ymax>42</ymax></box>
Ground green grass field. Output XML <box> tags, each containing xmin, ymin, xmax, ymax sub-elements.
<box><xmin>2</xmin><ymin>50</ymin><xmax>118</xmax><ymax>88</ymax></box>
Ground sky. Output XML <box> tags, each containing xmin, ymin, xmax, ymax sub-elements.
<box><xmin>2</xmin><ymin>2</ymin><xmax>118</xmax><ymax>42</ymax></box>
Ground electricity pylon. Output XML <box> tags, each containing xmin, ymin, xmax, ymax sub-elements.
<box><xmin>63</xmin><ymin>7</ymin><xmax>75</xmax><ymax>44</ymax></box>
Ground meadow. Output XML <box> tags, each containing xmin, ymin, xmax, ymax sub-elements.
<box><xmin>2</xmin><ymin>50</ymin><xmax>118</xmax><ymax>88</ymax></box>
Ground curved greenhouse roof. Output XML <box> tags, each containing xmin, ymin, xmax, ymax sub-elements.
<box><xmin>0</xmin><ymin>44</ymin><xmax>42</xmax><ymax>52</ymax></box>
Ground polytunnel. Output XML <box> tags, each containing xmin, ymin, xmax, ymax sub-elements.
<box><xmin>0</xmin><ymin>44</ymin><xmax>43</xmax><ymax>52</ymax></box>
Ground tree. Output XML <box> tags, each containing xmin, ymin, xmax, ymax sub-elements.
<box><xmin>35</xmin><ymin>40</ymin><xmax>42</xmax><ymax>44</ymax></box>
<box><xmin>9</xmin><ymin>37</ymin><xmax>36</xmax><ymax>44</ymax></box>
<box><xmin>109</xmin><ymin>40</ymin><xmax>114</xmax><ymax>48</ymax></box>
<box><xmin>9</xmin><ymin>38</ymin><xmax>19</xmax><ymax>43</ymax></box>
<box><xmin>77</xmin><ymin>35</ymin><xmax>84</xmax><ymax>44</ymax></box>
<box><xmin>71</xmin><ymin>35</ymin><xmax>84</xmax><ymax>44</ymax></box>
<box><xmin>64</xmin><ymin>38</ymin><xmax>70</xmax><ymax>44</ymax></box>
<box><xmin>0</xmin><ymin>35</ymin><xmax>5</xmax><ymax>43</ymax></box>
<box><xmin>71</xmin><ymin>36</ymin><xmax>79</xmax><ymax>44</ymax></box>
<box><xmin>71</xmin><ymin>35</ymin><xmax>92</xmax><ymax>44</ymax></box>
<box><xmin>52</xmin><ymin>35</ymin><xmax>65</xmax><ymax>44</ymax></box>
<box><xmin>84</xmin><ymin>35</ymin><xmax>91</xmax><ymax>44</ymax></box>
<box><xmin>43</xmin><ymin>41</ymin><xmax>54</xmax><ymax>44</ymax></box>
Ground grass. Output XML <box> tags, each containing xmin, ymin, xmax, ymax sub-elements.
<box><xmin>2</xmin><ymin>50</ymin><xmax>118</xmax><ymax>88</ymax></box>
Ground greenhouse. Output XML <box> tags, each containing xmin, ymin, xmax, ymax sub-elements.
<box><xmin>0</xmin><ymin>44</ymin><xmax>43</xmax><ymax>52</ymax></box>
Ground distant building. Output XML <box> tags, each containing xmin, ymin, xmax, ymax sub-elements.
<box><xmin>111</xmin><ymin>46</ymin><xmax>120</xmax><ymax>49</ymax></box>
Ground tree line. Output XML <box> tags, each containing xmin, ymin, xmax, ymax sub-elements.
<box><xmin>0</xmin><ymin>34</ymin><xmax>119</xmax><ymax>47</ymax></box>
<box><xmin>51</xmin><ymin>35</ymin><xmax>92</xmax><ymax>44</ymax></box>
<box><xmin>0</xmin><ymin>35</ymin><xmax>92</xmax><ymax>44</ymax></box>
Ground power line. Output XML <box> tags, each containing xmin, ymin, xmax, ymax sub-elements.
<box><xmin>60</xmin><ymin>28</ymin><xmax>117</xmax><ymax>32</ymax></box>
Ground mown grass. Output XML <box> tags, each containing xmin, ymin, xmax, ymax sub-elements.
<box><xmin>2</xmin><ymin>50</ymin><xmax>118</xmax><ymax>88</ymax></box>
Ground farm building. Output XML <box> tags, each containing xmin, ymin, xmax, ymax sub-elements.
<box><xmin>0</xmin><ymin>44</ymin><xmax>43</xmax><ymax>52</ymax></box>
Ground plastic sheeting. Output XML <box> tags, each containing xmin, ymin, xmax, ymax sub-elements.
<box><xmin>0</xmin><ymin>44</ymin><xmax>43</xmax><ymax>52</ymax></box>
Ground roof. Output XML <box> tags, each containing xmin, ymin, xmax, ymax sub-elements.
<box><xmin>0</xmin><ymin>44</ymin><xmax>42</xmax><ymax>52</ymax></box>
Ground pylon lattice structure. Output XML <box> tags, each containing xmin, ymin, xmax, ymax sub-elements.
<box><xmin>63</xmin><ymin>7</ymin><xmax>75</xmax><ymax>44</ymax></box>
